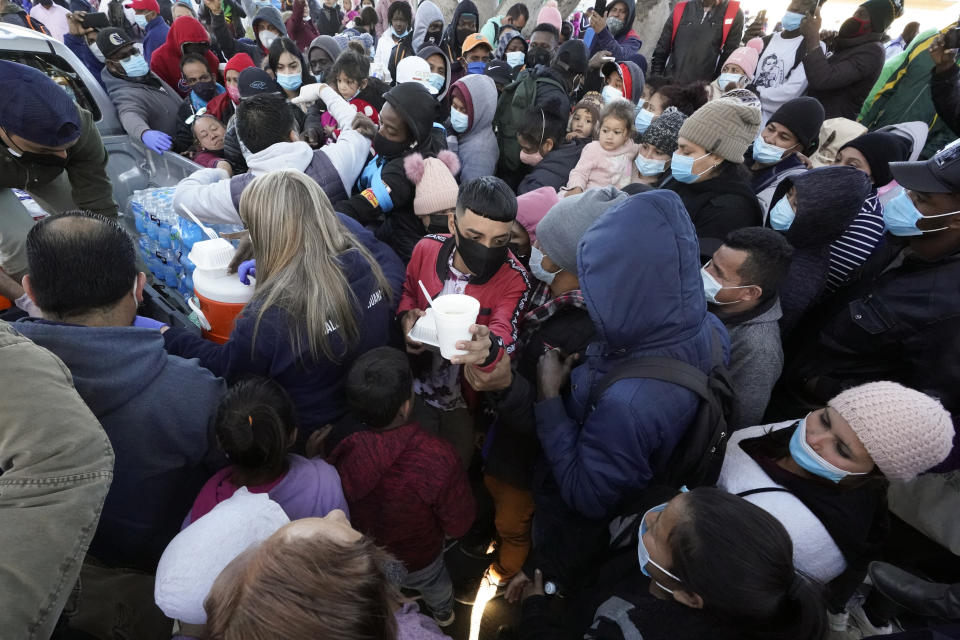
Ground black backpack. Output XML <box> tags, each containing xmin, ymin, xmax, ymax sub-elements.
<box><xmin>586</xmin><ymin>328</ymin><xmax>738</xmax><ymax>491</ymax></box>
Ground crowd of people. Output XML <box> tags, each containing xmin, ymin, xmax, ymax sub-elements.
<box><xmin>2</xmin><ymin>0</ymin><xmax>960</xmax><ymax>637</ymax></box>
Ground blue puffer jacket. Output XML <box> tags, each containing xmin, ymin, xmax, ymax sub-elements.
<box><xmin>535</xmin><ymin>190</ymin><xmax>729</xmax><ymax>519</ymax></box>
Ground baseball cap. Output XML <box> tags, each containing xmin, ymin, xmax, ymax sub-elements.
<box><xmin>96</xmin><ymin>28</ymin><xmax>137</xmax><ymax>59</ymax></box>
<box><xmin>890</xmin><ymin>140</ymin><xmax>960</xmax><ymax>194</ymax></box>
<box><xmin>0</xmin><ymin>60</ymin><xmax>81</xmax><ymax>148</ymax></box>
<box><xmin>461</xmin><ymin>33</ymin><xmax>492</xmax><ymax>55</ymax></box>
<box><xmin>238</xmin><ymin>67</ymin><xmax>282</xmax><ymax>98</ymax></box>
<box><xmin>395</xmin><ymin>55</ymin><xmax>437</xmax><ymax>94</ymax></box>
<box><xmin>484</xmin><ymin>59</ymin><xmax>514</xmax><ymax>87</ymax></box>
<box><xmin>553</xmin><ymin>39</ymin><xmax>588</xmax><ymax>75</ymax></box>
<box><xmin>124</xmin><ymin>0</ymin><xmax>160</xmax><ymax>11</ymax></box>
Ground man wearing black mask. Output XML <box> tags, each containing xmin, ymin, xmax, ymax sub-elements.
<box><xmin>338</xmin><ymin>82</ymin><xmax>448</xmax><ymax>262</ymax></box>
<box><xmin>0</xmin><ymin>60</ymin><xmax>117</xmax><ymax>281</ymax></box>
<box><xmin>439</xmin><ymin>0</ymin><xmax>479</xmax><ymax>76</ymax></box>
<box><xmin>527</xmin><ymin>23</ymin><xmax>560</xmax><ymax>68</ymax></box>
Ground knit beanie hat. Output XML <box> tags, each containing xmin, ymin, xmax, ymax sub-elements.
<box><xmin>225</xmin><ymin>52</ymin><xmax>255</xmax><ymax>75</ymax></box>
<box><xmin>1</xmin><ymin>60</ymin><xmax>81</xmax><ymax>147</ymax></box>
<box><xmin>723</xmin><ymin>46</ymin><xmax>759</xmax><ymax>80</ymax></box>
<box><xmin>536</xmin><ymin>0</ymin><xmax>562</xmax><ymax>30</ymax></box>
<box><xmin>829</xmin><ymin>381</ymin><xmax>953</xmax><ymax>480</ymax></box>
<box><xmin>745</xmin><ymin>36</ymin><xmax>764</xmax><ymax>53</ymax></box>
<box><xmin>554</xmin><ymin>38</ymin><xmax>589</xmax><ymax>75</ymax></box>
<box><xmin>516</xmin><ymin>186</ymin><xmax>560</xmax><ymax>246</ymax></box>
<box><xmin>571</xmin><ymin>99</ymin><xmax>600</xmax><ymax>137</ymax></box>
<box><xmin>404</xmin><ymin>150</ymin><xmax>461</xmax><ymax>216</ymax></box>
<box><xmin>768</xmin><ymin>96</ymin><xmax>826</xmax><ymax>152</ymax></box>
<box><xmin>840</xmin><ymin>131</ymin><xmax>913</xmax><ymax>187</ymax></box>
<box><xmin>537</xmin><ymin>185</ymin><xmax>629</xmax><ymax>272</ymax></box>
<box><xmin>860</xmin><ymin>0</ymin><xmax>899</xmax><ymax>33</ymax></box>
<box><xmin>642</xmin><ymin>106</ymin><xmax>686</xmax><ymax>155</ymax></box>
<box><xmin>678</xmin><ymin>97</ymin><xmax>760</xmax><ymax>162</ymax></box>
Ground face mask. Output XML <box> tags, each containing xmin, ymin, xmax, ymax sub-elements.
<box><xmin>520</xmin><ymin>149</ymin><xmax>543</xmax><ymax>166</ymax></box>
<box><xmin>530</xmin><ymin>246</ymin><xmax>561</xmax><ymax>284</ymax></box>
<box><xmin>39</xmin><ymin>0</ymin><xmax>52</xmax><ymax>7</ymax></box>
<box><xmin>134</xmin><ymin>13</ymin><xmax>150</xmax><ymax>28</ymax></box>
<box><xmin>789</xmin><ymin>415</ymin><xmax>869</xmax><ymax>484</ymax></box>
<box><xmin>636</xmin><ymin>503</ymin><xmax>682</xmax><ymax>593</ymax></box>
<box><xmin>601</xmin><ymin>85</ymin><xmax>623</xmax><ymax>104</ymax></box>
<box><xmin>701</xmin><ymin>262</ymin><xmax>753</xmax><ymax>305</ymax></box>
<box><xmin>882</xmin><ymin>191</ymin><xmax>959</xmax><ymax>236</ymax></box>
<box><xmin>424</xmin><ymin>28</ymin><xmax>443</xmax><ymax>46</ymax></box>
<box><xmin>635</xmin><ymin>153</ymin><xmax>666</xmax><ymax>176</ymax></box>
<box><xmin>634</xmin><ymin>108</ymin><xmax>655</xmax><ymax>134</ymax></box>
<box><xmin>373</xmin><ymin>131</ymin><xmax>412</xmax><ymax>159</ymax></box>
<box><xmin>838</xmin><ymin>16</ymin><xmax>870</xmax><ymax>39</ymax></box>
<box><xmin>457</xmin><ymin>27</ymin><xmax>475</xmax><ymax>45</ymax></box>
<box><xmin>392</xmin><ymin>27</ymin><xmax>410</xmax><ymax>38</ymax></box>
<box><xmin>506</xmin><ymin>50</ymin><xmax>526</xmax><ymax>68</ymax></box>
<box><xmin>526</xmin><ymin>48</ymin><xmax>551</xmax><ymax>68</ymax></box>
<box><xmin>259</xmin><ymin>30</ymin><xmax>279</xmax><ymax>49</ymax></box>
<box><xmin>89</xmin><ymin>42</ymin><xmax>105</xmax><ymax>63</ymax></box>
<box><xmin>605</xmin><ymin>16</ymin><xmax>624</xmax><ymax>33</ymax></box>
<box><xmin>276</xmin><ymin>72</ymin><xmax>303</xmax><ymax>91</ymax></box>
<box><xmin>467</xmin><ymin>61</ymin><xmax>488</xmax><ymax>75</ymax></box>
<box><xmin>3</xmin><ymin>136</ymin><xmax>69</xmax><ymax>167</ymax></box>
<box><xmin>717</xmin><ymin>72</ymin><xmax>744</xmax><ymax>88</ymax></box>
<box><xmin>120</xmin><ymin>53</ymin><xmax>150</xmax><ymax>77</ymax></box>
<box><xmin>226</xmin><ymin>84</ymin><xmax>241</xmax><ymax>102</ymax></box>
<box><xmin>753</xmin><ymin>135</ymin><xmax>787</xmax><ymax>164</ymax></box>
<box><xmin>450</xmin><ymin>107</ymin><xmax>469</xmax><ymax>133</ymax></box>
<box><xmin>427</xmin><ymin>72</ymin><xmax>445</xmax><ymax>93</ymax></box>
<box><xmin>671</xmin><ymin>152</ymin><xmax>715</xmax><ymax>184</ymax></box>
<box><xmin>769</xmin><ymin>196</ymin><xmax>796</xmax><ymax>231</ymax></box>
<box><xmin>427</xmin><ymin>214</ymin><xmax>449</xmax><ymax>234</ymax></box>
<box><xmin>455</xmin><ymin>217</ymin><xmax>507</xmax><ymax>281</ymax></box>
<box><xmin>192</xmin><ymin>80</ymin><xmax>219</xmax><ymax>102</ymax></box>
<box><xmin>781</xmin><ymin>10</ymin><xmax>805</xmax><ymax>31</ymax></box>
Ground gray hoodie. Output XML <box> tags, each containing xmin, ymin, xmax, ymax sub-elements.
<box><xmin>446</xmin><ymin>73</ymin><xmax>499</xmax><ymax>183</ymax></box>
<box><xmin>101</xmin><ymin>68</ymin><xmax>182</xmax><ymax>141</ymax></box>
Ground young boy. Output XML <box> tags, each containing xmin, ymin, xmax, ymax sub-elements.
<box><xmin>399</xmin><ymin>177</ymin><xmax>530</xmax><ymax>466</ymax></box>
<box><xmin>328</xmin><ymin>346</ymin><xmax>476</xmax><ymax>627</ymax></box>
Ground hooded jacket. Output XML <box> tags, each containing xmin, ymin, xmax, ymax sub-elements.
<box><xmin>651</xmin><ymin>0</ymin><xmax>744</xmax><ymax>83</ymax></box>
<box><xmin>14</xmin><ymin>320</ymin><xmax>226</xmax><ymax>571</ymax></box>
<box><xmin>328</xmin><ymin>423</ymin><xmax>476</xmax><ymax>571</ymax></box>
<box><xmin>535</xmin><ymin>190</ymin><xmax>730</xmax><ymax>519</ymax></box>
<box><xmin>338</xmin><ymin>82</ymin><xmax>448</xmax><ymax>262</ymax></box>
<box><xmin>446</xmin><ymin>74</ymin><xmax>498</xmax><ymax>183</ymax></box>
<box><xmin>804</xmin><ymin>32</ymin><xmax>884</xmax><ymax>120</ymax></box>
<box><xmin>412</xmin><ymin>0</ymin><xmax>443</xmax><ymax>51</ymax></box>
<box><xmin>210</xmin><ymin>6</ymin><xmax>286</xmax><ymax>67</ymax></box>
<box><xmin>440</xmin><ymin>0</ymin><xmax>478</xmax><ymax>74</ymax></box>
<box><xmin>418</xmin><ymin>43</ymin><xmax>452</xmax><ymax>102</ymax></box>
<box><xmin>150</xmin><ymin>16</ymin><xmax>221</xmax><ymax>97</ymax></box>
<box><xmin>285</xmin><ymin>0</ymin><xmax>319</xmax><ymax>53</ymax></box>
<box><xmin>308</xmin><ymin>33</ymin><xmax>341</xmax><ymax>81</ymax></box>
<box><xmin>517</xmin><ymin>137</ymin><xmax>589</xmax><ymax>194</ymax></box>
<box><xmin>588</xmin><ymin>0</ymin><xmax>645</xmax><ymax>70</ymax></box>
<box><xmin>101</xmin><ymin>68</ymin><xmax>182</xmax><ymax>143</ymax></box>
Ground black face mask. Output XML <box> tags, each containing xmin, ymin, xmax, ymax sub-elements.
<box><xmin>838</xmin><ymin>16</ymin><xmax>871</xmax><ymax>39</ymax></box>
<box><xmin>526</xmin><ymin>47</ymin><xmax>551</xmax><ymax>68</ymax></box>
<box><xmin>373</xmin><ymin>131</ymin><xmax>412</xmax><ymax>159</ymax></box>
<box><xmin>182</xmin><ymin>43</ymin><xmax>209</xmax><ymax>57</ymax></box>
<box><xmin>192</xmin><ymin>80</ymin><xmax>219</xmax><ymax>101</ymax></box>
<box><xmin>2</xmin><ymin>136</ymin><xmax>68</xmax><ymax>168</ymax></box>
<box><xmin>39</xmin><ymin>0</ymin><xmax>53</xmax><ymax>7</ymax></box>
<box><xmin>423</xmin><ymin>28</ymin><xmax>443</xmax><ymax>46</ymax></box>
<box><xmin>427</xmin><ymin>214</ymin><xmax>449</xmax><ymax>234</ymax></box>
<box><xmin>455</xmin><ymin>217</ymin><xmax>507</xmax><ymax>281</ymax></box>
<box><xmin>457</xmin><ymin>27</ymin><xmax>475</xmax><ymax>46</ymax></box>
<box><xmin>508</xmin><ymin>242</ymin><xmax>530</xmax><ymax>270</ymax></box>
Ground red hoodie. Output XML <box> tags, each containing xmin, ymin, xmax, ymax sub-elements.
<box><xmin>149</xmin><ymin>16</ymin><xmax>221</xmax><ymax>97</ymax></box>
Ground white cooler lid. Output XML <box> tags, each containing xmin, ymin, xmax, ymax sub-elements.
<box><xmin>193</xmin><ymin>268</ymin><xmax>256</xmax><ymax>304</ymax></box>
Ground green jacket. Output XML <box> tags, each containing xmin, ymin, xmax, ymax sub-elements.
<box><xmin>0</xmin><ymin>108</ymin><xmax>118</xmax><ymax>217</ymax></box>
<box><xmin>859</xmin><ymin>25</ymin><xmax>960</xmax><ymax>159</ymax></box>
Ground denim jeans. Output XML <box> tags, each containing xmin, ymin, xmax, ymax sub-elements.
<box><xmin>402</xmin><ymin>553</ymin><xmax>455</xmax><ymax>618</ymax></box>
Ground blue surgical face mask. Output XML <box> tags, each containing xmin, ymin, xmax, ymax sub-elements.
<box><xmin>601</xmin><ymin>85</ymin><xmax>623</xmax><ymax>104</ymax></box>
<box><xmin>882</xmin><ymin>190</ymin><xmax>959</xmax><ymax>236</ymax></box>
<box><xmin>276</xmin><ymin>72</ymin><xmax>303</xmax><ymax>91</ymax></box>
<box><xmin>427</xmin><ymin>72</ymin><xmax>445</xmax><ymax>93</ymax></box>
<box><xmin>134</xmin><ymin>13</ymin><xmax>149</xmax><ymax>28</ymax></box>
<box><xmin>467</xmin><ymin>61</ymin><xmax>488</xmax><ymax>75</ymax></box>
<box><xmin>781</xmin><ymin>10</ymin><xmax>805</xmax><ymax>31</ymax></box>
<box><xmin>717</xmin><ymin>72</ymin><xmax>744</xmax><ymax>88</ymax></box>
<box><xmin>530</xmin><ymin>246</ymin><xmax>561</xmax><ymax>285</ymax></box>
<box><xmin>789</xmin><ymin>415</ymin><xmax>869</xmax><ymax>484</ymax></box>
<box><xmin>769</xmin><ymin>196</ymin><xmax>796</xmax><ymax>230</ymax></box>
<box><xmin>392</xmin><ymin>27</ymin><xmax>409</xmax><ymax>38</ymax></box>
<box><xmin>634</xmin><ymin>108</ymin><xmax>655</xmax><ymax>134</ymax></box>
<box><xmin>506</xmin><ymin>50</ymin><xmax>526</xmax><ymax>68</ymax></box>
<box><xmin>120</xmin><ymin>53</ymin><xmax>150</xmax><ymax>77</ymax></box>
<box><xmin>634</xmin><ymin>153</ymin><xmax>666</xmax><ymax>177</ymax></box>
<box><xmin>671</xmin><ymin>152</ymin><xmax>715</xmax><ymax>184</ymax></box>
<box><xmin>753</xmin><ymin>135</ymin><xmax>788</xmax><ymax>164</ymax></box>
<box><xmin>701</xmin><ymin>261</ymin><xmax>754</xmax><ymax>305</ymax></box>
<box><xmin>449</xmin><ymin>107</ymin><xmax>469</xmax><ymax>133</ymax></box>
<box><xmin>636</xmin><ymin>503</ymin><xmax>683</xmax><ymax>593</ymax></box>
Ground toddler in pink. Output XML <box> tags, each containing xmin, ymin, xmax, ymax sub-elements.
<box><xmin>563</xmin><ymin>100</ymin><xmax>638</xmax><ymax>195</ymax></box>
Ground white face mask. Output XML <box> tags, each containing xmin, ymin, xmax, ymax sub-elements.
<box><xmin>259</xmin><ymin>29</ymin><xmax>279</xmax><ymax>49</ymax></box>
<box><xmin>89</xmin><ymin>42</ymin><xmax>106</xmax><ymax>63</ymax></box>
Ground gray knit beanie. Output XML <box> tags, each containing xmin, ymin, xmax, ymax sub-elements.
<box><xmin>641</xmin><ymin>107</ymin><xmax>687</xmax><ymax>155</ymax></box>
<box><xmin>678</xmin><ymin>97</ymin><xmax>761</xmax><ymax>162</ymax></box>
<box><xmin>537</xmin><ymin>186</ymin><xmax>629</xmax><ymax>273</ymax></box>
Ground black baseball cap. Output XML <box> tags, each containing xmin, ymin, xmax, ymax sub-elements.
<box><xmin>484</xmin><ymin>59</ymin><xmax>514</xmax><ymax>87</ymax></box>
<box><xmin>97</xmin><ymin>28</ymin><xmax>137</xmax><ymax>59</ymax></box>
<box><xmin>238</xmin><ymin>67</ymin><xmax>282</xmax><ymax>99</ymax></box>
<box><xmin>890</xmin><ymin>141</ymin><xmax>960</xmax><ymax>194</ymax></box>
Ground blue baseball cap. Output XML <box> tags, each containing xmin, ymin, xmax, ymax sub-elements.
<box><xmin>0</xmin><ymin>60</ymin><xmax>81</xmax><ymax>148</ymax></box>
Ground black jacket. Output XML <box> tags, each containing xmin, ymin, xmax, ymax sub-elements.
<box><xmin>931</xmin><ymin>63</ymin><xmax>960</xmax><ymax>137</ymax></box>
<box><xmin>518</xmin><ymin>138</ymin><xmax>588</xmax><ymax>194</ymax></box>
<box><xmin>651</xmin><ymin>0</ymin><xmax>744</xmax><ymax>83</ymax></box>
<box><xmin>804</xmin><ymin>34</ymin><xmax>885</xmax><ymax>120</ymax></box>
<box><xmin>314</xmin><ymin>3</ymin><xmax>342</xmax><ymax>37</ymax></box>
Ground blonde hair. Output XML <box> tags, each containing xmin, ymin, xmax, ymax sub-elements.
<box><xmin>238</xmin><ymin>170</ymin><xmax>392</xmax><ymax>362</ymax></box>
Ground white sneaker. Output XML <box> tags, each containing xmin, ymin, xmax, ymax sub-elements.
<box><xmin>433</xmin><ymin>610</ymin><xmax>456</xmax><ymax>628</ymax></box>
<box><xmin>828</xmin><ymin>610</ymin><xmax>850</xmax><ymax>633</ymax></box>
<box><xmin>847</xmin><ymin>594</ymin><xmax>893</xmax><ymax>637</ymax></box>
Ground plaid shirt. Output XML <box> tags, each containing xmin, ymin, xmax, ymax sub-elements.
<box><xmin>518</xmin><ymin>289</ymin><xmax>588</xmax><ymax>353</ymax></box>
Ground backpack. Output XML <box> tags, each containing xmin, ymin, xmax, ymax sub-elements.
<box><xmin>493</xmin><ymin>68</ymin><xmax>564</xmax><ymax>174</ymax></box>
<box><xmin>586</xmin><ymin>328</ymin><xmax>738</xmax><ymax>491</ymax></box>
<box><xmin>670</xmin><ymin>0</ymin><xmax>740</xmax><ymax>49</ymax></box>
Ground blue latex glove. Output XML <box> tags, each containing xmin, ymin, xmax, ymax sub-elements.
<box><xmin>142</xmin><ymin>130</ymin><xmax>172</xmax><ymax>155</ymax></box>
<box><xmin>238</xmin><ymin>259</ymin><xmax>256</xmax><ymax>285</ymax></box>
<box><xmin>133</xmin><ymin>315</ymin><xmax>167</xmax><ymax>329</ymax></box>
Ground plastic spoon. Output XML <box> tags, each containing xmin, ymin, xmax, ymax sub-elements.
<box><xmin>179</xmin><ymin>204</ymin><xmax>219</xmax><ymax>240</ymax></box>
<box><xmin>418</xmin><ymin>280</ymin><xmax>435</xmax><ymax>308</ymax></box>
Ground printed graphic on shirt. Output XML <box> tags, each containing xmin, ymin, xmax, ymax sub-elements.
<box><xmin>754</xmin><ymin>53</ymin><xmax>784</xmax><ymax>88</ymax></box>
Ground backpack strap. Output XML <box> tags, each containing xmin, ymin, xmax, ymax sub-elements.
<box><xmin>737</xmin><ymin>487</ymin><xmax>792</xmax><ymax>498</ymax></box>
<box><xmin>670</xmin><ymin>1</ymin><xmax>688</xmax><ymax>47</ymax></box>
<box><xmin>720</xmin><ymin>0</ymin><xmax>740</xmax><ymax>49</ymax></box>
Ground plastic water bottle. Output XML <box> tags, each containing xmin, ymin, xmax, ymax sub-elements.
<box><xmin>131</xmin><ymin>190</ymin><xmax>145</xmax><ymax>233</ymax></box>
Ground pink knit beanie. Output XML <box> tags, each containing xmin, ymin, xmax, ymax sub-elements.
<box><xmin>829</xmin><ymin>381</ymin><xmax>953</xmax><ymax>480</ymax></box>
<box><xmin>723</xmin><ymin>46</ymin><xmax>759</xmax><ymax>80</ymax></box>
<box><xmin>537</xmin><ymin>0</ymin><xmax>562</xmax><ymax>30</ymax></box>
<box><xmin>516</xmin><ymin>187</ymin><xmax>560</xmax><ymax>245</ymax></box>
<box><xmin>404</xmin><ymin>151</ymin><xmax>461</xmax><ymax>216</ymax></box>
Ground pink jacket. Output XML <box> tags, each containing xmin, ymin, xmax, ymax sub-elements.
<box><xmin>564</xmin><ymin>139</ymin><xmax>639</xmax><ymax>192</ymax></box>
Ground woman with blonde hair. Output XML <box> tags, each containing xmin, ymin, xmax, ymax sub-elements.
<box><xmin>163</xmin><ymin>169</ymin><xmax>395</xmax><ymax>440</ymax></box>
